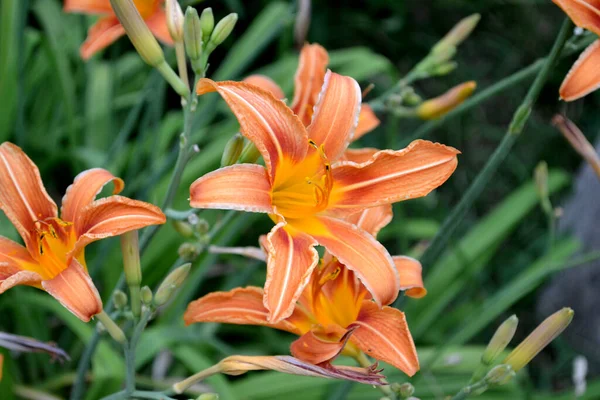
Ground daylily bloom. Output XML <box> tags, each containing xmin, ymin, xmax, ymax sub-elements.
<box><xmin>185</xmin><ymin>206</ymin><xmax>425</xmax><ymax>376</ymax></box>
<box><xmin>190</xmin><ymin>71</ymin><xmax>459</xmax><ymax>322</ymax></box>
<box><xmin>243</xmin><ymin>43</ymin><xmax>381</xmax><ymax>158</ymax></box>
<box><xmin>552</xmin><ymin>0</ymin><xmax>600</xmax><ymax>101</ymax></box>
<box><xmin>0</xmin><ymin>142</ymin><xmax>166</xmax><ymax>321</ymax></box>
<box><xmin>64</xmin><ymin>0</ymin><xmax>173</xmax><ymax>60</ymax></box>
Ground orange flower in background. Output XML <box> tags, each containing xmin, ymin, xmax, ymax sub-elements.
<box><xmin>190</xmin><ymin>71</ymin><xmax>458</xmax><ymax>323</ymax></box>
<box><xmin>64</xmin><ymin>0</ymin><xmax>172</xmax><ymax>60</ymax></box>
<box><xmin>0</xmin><ymin>142</ymin><xmax>166</xmax><ymax>321</ymax></box>
<box><xmin>244</xmin><ymin>43</ymin><xmax>381</xmax><ymax>159</ymax></box>
<box><xmin>552</xmin><ymin>0</ymin><xmax>600</xmax><ymax>101</ymax></box>
<box><xmin>185</xmin><ymin>206</ymin><xmax>424</xmax><ymax>376</ymax></box>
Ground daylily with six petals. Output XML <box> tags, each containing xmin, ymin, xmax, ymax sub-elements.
<box><xmin>189</xmin><ymin>71</ymin><xmax>459</xmax><ymax>323</ymax></box>
<box><xmin>552</xmin><ymin>0</ymin><xmax>600</xmax><ymax>101</ymax></box>
<box><xmin>185</xmin><ymin>206</ymin><xmax>425</xmax><ymax>376</ymax></box>
<box><xmin>64</xmin><ymin>0</ymin><xmax>173</xmax><ymax>60</ymax></box>
<box><xmin>0</xmin><ymin>142</ymin><xmax>166</xmax><ymax>322</ymax></box>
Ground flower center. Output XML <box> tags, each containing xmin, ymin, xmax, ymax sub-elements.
<box><xmin>271</xmin><ymin>140</ymin><xmax>333</xmax><ymax>219</ymax></box>
<box><xmin>32</xmin><ymin>218</ymin><xmax>79</xmax><ymax>280</ymax></box>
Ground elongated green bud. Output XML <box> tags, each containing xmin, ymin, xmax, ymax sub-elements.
<box><xmin>221</xmin><ymin>133</ymin><xmax>245</xmax><ymax>167</ymax></box>
<box><xmin>184</xmin><ymin>7</ymin><xmax>203</xmax><ymax>61</ymax></box>
<box><xmin>209</xmin><ymin>13</ymin><xmax>238</xmax><ymax>48</ymax></box>
<box><xmin>200</xmin><ymin>8</ymin><xmax>215</xmax><ymax>41</ymax></box>
<box><xmin>482</xmin><ymin>315</ymin><xmax>518</xmax><ymax>365</ymax></box>
<box><xmin>239</xmin><ymin>140</ymin><xmax>261</xmax><ymax>164</ymax></box>
<box><xmin>484</xmin><ymin>364</ymin><xmax>515</xmax><ymax>386</ymax></box>
<box><xmin>140</xmin><ymin>286</ymin><xmax>153</xmax><ymax>305</ymax></box>
<box><xmin>154</xmin><ymin>263</ymin><xmax>192</xmax><ymax>306</ymax></box>
<box><xmin>166</xmin><ymin>0</ymin><xmax>185</xmax><ymax>42</ymax></box>
<box><xmin>197</xmin><ymin>394</ymin><xmax>219</xmax><ymax>400</ymax></box>
<box><xmin>113</xmin><ymin>290</ymin><xmax>128</xmax><ymax>310</ymax></box>
<box><xmin>121</xmin><ymin>231</ymin><xmax>141</xmax><ymax>286</ymax></box>
<box><xmin>433</xmin><ymin>13</ymin><xmax>480</xmax><ymax>55</ymax></box>
<box><xmin>109</xmin><ymin>0</ymin><xmax>165</xmax><ymax>66</ymax></box>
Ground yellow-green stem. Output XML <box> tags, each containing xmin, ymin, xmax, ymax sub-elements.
<box><xmin>156</xmin><ymin>60</ymin><xmax>189</xmax><ymax>97</ymax></box>
<box><xmin>95</xmin><ymin>311</ymin><xmax>125</xmax><ymax>344</ymax></box>
<box><xmin>175</xmin><ymin>41</ymin><xmax>190</xmax><ymax>93</ymax></box>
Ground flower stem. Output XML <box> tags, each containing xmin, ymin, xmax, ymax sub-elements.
<box><xmin>415</xmin><ymin>17</ymin><xmax>573</xmax><ymax>273</ymax></box>
<box><xmin>450</xmin><ymin>379</ymin><xmax>488</xmax><ymax>400</ymax></box>
<box><xmin>354</xmin><ymin>352</ymin><xmax>396</xmax><ymax>399</ymax></box>
<box><xmin>95</xmin><ymin>311</ymin><xmax>126</xmax><ymax>344</ymax></box>
<box><xmin>156</xmin><ymin>60</ymin><xmax>189</xmax><ymax>98</ymax></box>
<box><xmin>172</xmin><ymin>364</ymin><xmax>223</xmax><ymax>394</ymax></box>
<box><xmin>175</xmin><ymin>42</ymin><xmax>190</xmax><ymax>93</ymax></box>
<box><xmin>124</xmin><ymin>309</ymin><xmax>153</xmax><ymax>395</ymax></box>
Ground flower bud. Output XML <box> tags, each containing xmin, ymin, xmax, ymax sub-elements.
<box><xmin>239</xmin><ymin>141</ymin><xmax>262</xmax><ymax>164</ymax></box>
<box><xmin>113</xmin><ymin>290</ymin><xmax>128</xmax><ymax>310</ymax></box>
<box><xmin>221</xmin><ymin>133</ymin><xmax>245</xmax><ymax>167</ymax></box>
<box><xmin>140</xmin><ymin>286</ymin><xmax>153</xmax><ymax>305</ymax></box>
<box><xmin>484</xmin><ymin>364</ymin><xmax>515</xmax><ymax>386</ymax></box>
<box><xmin>534</xmin><ymin>162</ymin><xmax>549</xmax><ymax>202</ymax></box>
<box><xmin>154</xmin><ymin>263</ymin><xmax>192</xmax><ymax>306</ymax></box>
<box><xmin>196</xmin><ymin>394</ymin><xmax>219</xmax><ymax>400</ymax></box>
<box><xmin>196</xmin><ymin>219</ymin><xmax>210</xmax><ymax>235</ymax></box>
<box><xmin>209</xmin><ymin>13</ymin><xmax>238</xmax><ymax>48</ymax></box>
<box><xmin>391</xmin><ymin>382</ymin><xmax>415</xmax><ymax>398</ymax></box>
<box><xmin>121</xmin><ymin>231</ymin><xmax>142</xmax><ymax>287</ymax></box>
<box><xmin>200</xmin><ymin>8</ymin><xmax>215</xmax><ymax>41</ymax></box>
<box><xmin>482</xmin><ymin>315</ymin><xmax>518</xmax><ymax>365</ymax></box>
<box><xmin>109</xmin><ymin>0</ymin><xmax>165</xmax><ymax>66</ymax></box>
<box><xmin>552</xmin><ymin>114</ymin><xmax>600</xmax><ymax>180</ymax></box>
<box><xmin>166</xmin><ymin>0</ymin><xmax>185</xmax><ymax>42</ymax></box>
<box><xmin>417</xmin><ymin>81</ymin><xmax>476</xmax><ymax>120</ymax></box>
<box><xmin>503</xmin><ymin>308</ymin><xmax>574</xmax><ymax>372</ymax></box>
<box><xmin>178</xmin><ymin>242</ymin><xmax>201</xmax><ymax>261</ymax></box>
<box><xmin>432</xmin><ymin>61</ymin><xmax>458</xmax><ymax>76</ymax></box>
<box><xmin>173</xmin><ymin>220</ymin><xmax>195</xmax><ymax>238</ymax></box>
<box><xmin>433</xmin><ymin>13</ymin><xmax>480</xmax><ymax>54</ymax></box>
<box><xmin>184</xmin><ymin>7</ymin><xmax>203</xmax><ymax>61</ymax></box>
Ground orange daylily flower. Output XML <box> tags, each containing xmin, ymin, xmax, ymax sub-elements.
<box><xmin>552</xmin><ymin>0</ymin><xmax>600</xmax><ymax>101</ymax></box>
<box><xmin>185</xmin><ymin>206</ymin><xmax>425</xmax><ymax>376</ymax></box>
<box><xmin>190</xmin><ymin>71</ymin><xmax>458</xmax><ymax>323</ymax></box>
<box><xmin>0</xmin><ymin>142</ymin><xmax>166</xmax><ymax>322</ymax></box>
<box><xmin>64</xmin><ymin>0</ymin><xmax>173</xmax><ymax>60</ymax></box>
<box><xmin>243</xmin><ymin>43</ymin><xmax>381</xmax><ymax>149</ymax></box>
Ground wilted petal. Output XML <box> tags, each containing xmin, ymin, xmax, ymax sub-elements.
<box><xmin>80</xmin><ymin>16</ymin><xmax>126</xmax><ymax>60</ymax></box>
<box><xmin>345</xmin><ymin>205</ymin><xmax>393</xmax><ymax>238</ymax></box>
<box><xmin>184</xmin><ymin>286</ymin><xmax>304</xmax><ymax>335</ymax></box>
<box><xmin>393</xmin><ymin>256</ymin><xmax>426</xmax><ymax>298</ymax></box>
<box><xmin>330</xmin><ymin>140</ymin><xmax>459</xmax><ymax>213</ymax></box>
<box><xmin>354</xmin><ymin>105</ymin><xmax>380</xmax><ymax>141</ymax></box>
<box><xmin>0</xmin><ymin>270</ymin><xmax>42</xmax><ymax>294</ymax></box>
<box><xmin>146</xmin><ymin>8</ymin><xmax>174</xmax><ymax>45</ymax></box>
<box><xmin>263</xmin><ymin>223</ymin><xmax>319</xmax><ymax>322</ymax></box>
<box><xmin>0</xmin><ymin>143</ymin><xmax>57</xmax><ymax>251</ymax></box>
<box><xmin>291</xmin><ymin>44</ymin><xmax>329</xmax><ymax>126</ymax></box>
<box><xmin>244</xmin><ymin>75</ymin><xmax>285</xmax><ymax>100</ymax></box>
<box><xmin>352</xmin><ymin>302</ymin><xmax>419</xmax><ymax>376</ymax></box>
<box><xmin>72</xmin><ymin>196</ymin><xmax>165</xmax><ymax>255</ymax></box>
<box><xmin>0</xmin><ymin>332</ymin><xmax>70</xmax><ymax>362</ymax></box>
<box><xmin>63</xmin><ymin>0</ymin><xmax>113</xmax><ymax>14</ymax></box>
<box><xmin>342</xmin><ymin>147</ymin><xmax>379</xmax><ymax>164</ymax></box>
<box><xmin>552</xmin><ymin>0</ymin><xmax>600</xmax><ymax>36</ymax></box>
<box><xmin>290</xmin><ymin>327</ymin><xmax>353</xmax><ymax>365</ymax></box>
<box><xmin>560</xmin><ymin>40</ymin><xmax>600</xmax><ymax>101</ymax></box>
<box><xmin>297</xmin><ymin>216</ymin><xmax>399</xmax><ymax>308</ymax></box>
<box><xmin>41</xmin><ymin>258</ymin><xmax>102</xmax><ymax>322</ymax></box>
<box><xmin>196</xmin><ymin>79</ymin><xmax>308</xmax><ymax>179</ymax></box>
<box><xmin>61</xmin><ymin>168</ymin><xmax>124</xmax><ymax>223</ymax></box>
<box><xmin>190</xmin><ymin>164</ymin><xmax>273</xmax><ymax>213</ymax></box>
<box><xmin>307</xmin><ymin>71</ymin><xmax>362</xmax><ymax>161</ymax></box>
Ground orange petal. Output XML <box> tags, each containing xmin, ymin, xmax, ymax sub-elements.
<box><xmin>560</xmin><ymin>40</ymin><xmax>600</xmax><ymax>101</ymax></box>
<box><xmin>243</xmin><ymin>75</ymin><xmax>285</xmax><ymax>100</ymax></box>
<box><xmin>0</xmin><ymin>235</ymin><xmax>41</xmax><ymax>291</ymax></box>
<box><xmin>80</xmin><ymin>16</ymin><xmax>126</xmax><ymax>60</ymax></box>
<box><xmin>72</xmin><ymin>196</ymin><xmax>166</xmax><ymax>255</ymax></box>
<box><xmin>61</xmin><ymin>168</ymin><xmax>124</xmax><ymax>223</ymax></box>
<box><xmin>0</xmin><ymin>270</ymin><xmax>42</xmax><ymax>294</ymax></box>
<box><xmin>291</xmin><ymin>44</ymin><xmax>329</xmax><ymax>126</ymax></box>
<box><xmin>307</xmin><ymin>71</ymin><xmax>361</xmax><ymax>161</ymax></box>
<box><xmin>393</xmin><ymin>256</ymin><xmax>426</xmax><ymax>298</ymax></box>
<box><xmin>354</xmin><ymin>105</ymin><xmax>380</xmax><ymax>141</ymax></box>
<box><xmin>342</xmin><ymin>147</ymin><xmax>379</xmax><ymax>164</ymax></box>
<box><xmin>184</xmin><ymin>286</ymin><xmax>304</xmax><ymax>334</ymax></box>
<box><xmin>0</xmin><ymin>143</ymin><xmax>58</xmax><ymax>251</ymax></box>
<box><xmin>146</xmin><ymin>8</ymin><xmax>174</xmax><ymax>45</ymax></box>
<box><xmin>263</xmin><ymin>223</ymin><xmax>319</xmax><ymax>322</ymax></box>
<box><xmin>299</xmin><ymin>216</ymin><xmax>399</xmax><ymax>308</ymax></box>
<box><xmin>196</xmin><ymin>79</ymin><xmax>308</xmax><ymax>179</ymax></box>
<box><xmin>290</xmin><ymin>327</ymin><xmax>351</xmax><ymax>365</ymax></box>
<box><xmin>41</xmin><ymin>258</ymin><xmax>102</xmax><ymax>322</ymax></box>
<box><xmin>63</xmin><ymin>0</ymin><xmax>113</xmax><ymax>14</ymax></box>
<box><xmin>344</xmin><ymin>204</ymin><xmax>393</xmax><ymax>238</ymax></box>
<box><xmin>190</xmin><ymin>164</ymin><xmax>274</xmax><ymax>213</ymax></box>
<box><xmin>330</xmin><ymin>140</ymin><xmax>460</xmax><ymax>213</ymax></box>
<box><xmin>351</xmin><ymin>302</ymin><xmax>419</xmax><ymax>376</ymax></box>
<box><xmin>552</xmin><ymin>0</ymin><xmax>600</xmax><ymax>36</ymax></box>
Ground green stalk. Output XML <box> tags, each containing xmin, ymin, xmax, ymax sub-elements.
<box><xmin>416</xmin><ymin>18</ymin><xmax>573</xmax><ymax>272</ymax></box>
<box><xmin>450</xmin><ymin>380</ymin><xmax>488</xmax><ymax>400</ymax></box>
